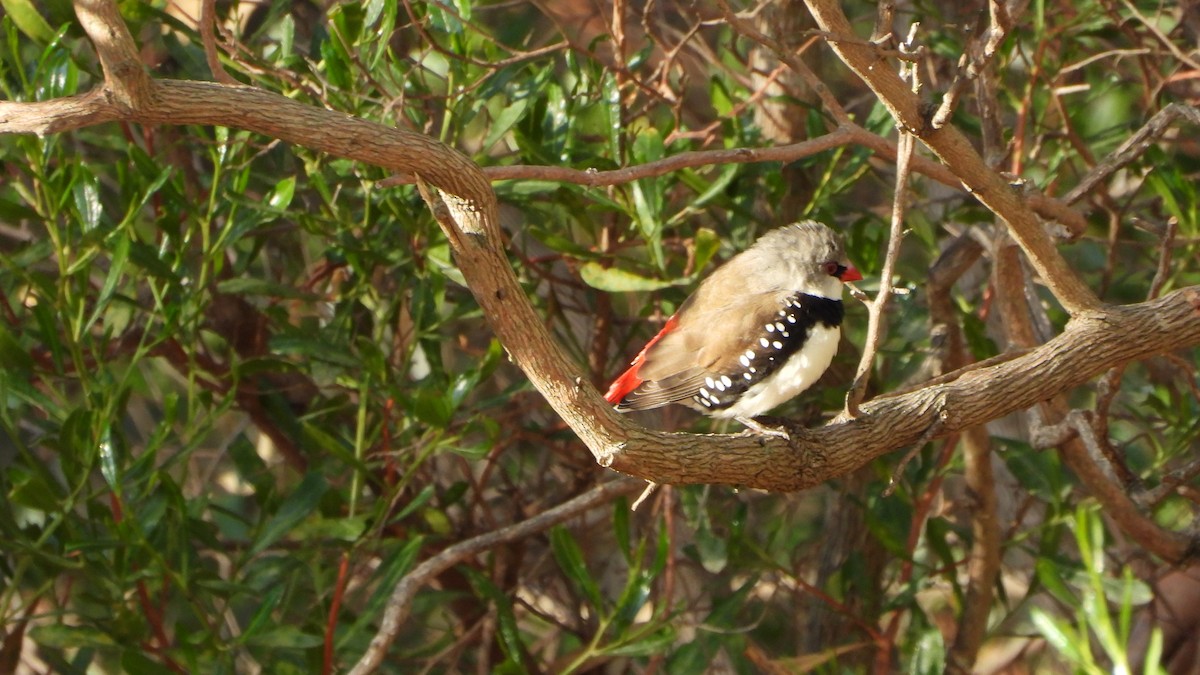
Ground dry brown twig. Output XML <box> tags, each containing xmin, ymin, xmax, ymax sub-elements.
<box><xmin>199</xmin><ymin>0</ymin><xmax>238</xmax><ymax>85</ymax></box>
<box><xmin>1065</xmin><ymin>104</ymin><xmax>1200</xmax><ymax>205</ymax></box>
<box><xmin>845</xmin><ymin>21</ymin><xmax>920</xmax><ymax>419</ymax></box>
<box><xmin>802</xmin><ymin>0</ymin><xmax>1100</xmax><ymax>314</ymax></box>
<box><xmin>929</xmin><ymin>0</ymin><xmax>1025</xmax><ymax>130</ymax></box>
<box><xmin>993</xmin><ymin>242</ymin><xmax>1193</xmax><ymax>564</ymax></box>
<box><xmin>349</xmin><ymin>478</ymin><xmax>644</xmax><ymax>675</ymax></box>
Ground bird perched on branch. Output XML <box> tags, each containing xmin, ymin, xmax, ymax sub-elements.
<box><xmin>604</xmin><ymin>221</ymin><xmax>862</xmax><ymax>436</ymax></box>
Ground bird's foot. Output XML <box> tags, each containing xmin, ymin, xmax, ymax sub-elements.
<box><xmin>735</xmin><ymin>416</ymin><xmax>790</xmax><ymax>441</ymax></box>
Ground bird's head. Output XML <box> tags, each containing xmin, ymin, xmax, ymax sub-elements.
<box><xmin>749</xmin><ymin>221</ymin><xmax>862</xmax><ymax>299</ymax></box>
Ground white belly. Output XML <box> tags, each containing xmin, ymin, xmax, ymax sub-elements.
<box><xmin>713</xmin><ymin>325</ymin><xmax>840</xmax><ymax>419</ymax></box>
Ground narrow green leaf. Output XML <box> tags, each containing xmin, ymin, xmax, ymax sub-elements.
<box><xmin>238</xmin><ymin>584</ymin><xmax>285</xmax><ymax>644</ymax></box>
<box><xmin>269</xmin><ymin>334</ymin><xmax>360</xmax><ymax>367</ymax></box>
<box><xmin>121</xmin><ymin>648</ymin><xmax>165</xmax><ymax>675</ymax></box>
<box><xmin>1031</xmin><ymin>608</ymin><xmax>1081</xmax><ymax>662</ymax></box>
<box><xmin>550</xmin><ymin>526</ymin><xmax>604</xmax><ymax>609</ymax></box>
<box><xmin>0</xmin><ymin>323</ymin><xmax>33</xmax><ymax>375</ymax></box>
<box><xmin>251</xmin><ymin>472</ymin><xmax>329</xmax><ymax>555</ymax></box>
<box><xmin>1035</xmin><ymin>557</ymin><xmax>1078</xmax><ymax>608</ymax></box>
<box><xmin>72</xmin><ymin>173</ymin><xmax>102</xmax><ymax>231</ymax></box>
<box><xmin>694</xmin><ymin>520</ymin><xmax>727</xmax><ymax>574</ymax></box>
<box><xmin>268</xmin><ymin>176</ymin><xmax>297</xmax><ymax>211</ymax></box>
<box><xmin>579</xmin><ymin>261</ymin><xmax>679</xmax><ymax>293</ymax></box>
<box><xmin>463</xmin><ymin>567</ymin><xmax>527</xmax><ymax>672</ymax></box>
<box><xmin>394</xmin><ymin>484</ymin><xmax>437</xmax><ymax>521</ymax></box>
<box><xmin>604</xmin><ymin>627</ymin><xmax>675</xmax><ymax>657</ymax></box>
<box><xmin>0</xmin><ymin>0</ymin><xmax>56</xmax><ymax>42</ymax></box>
<box><xmin>86</xmin><ymin>232</ymin><xmax>130</xmax><ymax>332</ymax></box>
<box><xmin>631</xmin><ymin>127</ymin><xmax>663</xmax><ymax>164</ymax></box>
<box><xmin>8</xmin><ymin>465</ymin><xmax>62</xmax><ymax>511</ymax></box>
<box><xmin>691</xmin><ymin>227</ymin><xmax>721</xmax><ymax>274</ymax></box>
<box><xmin>612</xmin><ymin>497</ymin><xmax>632</xmax><ymax>564</ymax></box>
<box><xmin>29</xmin><ymin>624</ymin><xmax>116</xmax><ymax>649</ymax></box>
<box><xmin>216</xmin><ymin>277</ymin><xmax>319</xmax><ymax>300</ymax></box>
<box><xmin>482</xmin><ymin>98</ymin><xmax>529</xmax><ymax>153</ymax></box>
<box><xmin>244</xmin><ymin>625</ymin><xmax>324</xmax><ymax>649</ymax></box>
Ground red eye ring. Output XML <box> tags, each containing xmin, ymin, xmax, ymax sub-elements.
<box><xmin>822</xmin><ymin>261</ymin><xmax>845</xmax><ymax>277</ymax></box>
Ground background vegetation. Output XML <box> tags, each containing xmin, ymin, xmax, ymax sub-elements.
<box><xmin>1</xmin><ymin>0</ymin><xmax>1198</xmax><ymax>672</ymax></box>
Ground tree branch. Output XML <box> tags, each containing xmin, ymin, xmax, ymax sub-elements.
<box><xmin>349</xmin><ymin>478</ymin><xmax>644</xmax><ymax>674</ymax></box>
<box><xmin>994</xmin><ymin>244</ymin><xmax>1195</xmax><ymax>563</ymax></box>
<box><xmin>800</xmin><ymin>0</ymin><xmax>1101</xmax><ymax>314</ymax></box>
<box><xmin>4</xmin><ymin>0</ymin><xmax>1195</xmax><ymax>519</ymax></box>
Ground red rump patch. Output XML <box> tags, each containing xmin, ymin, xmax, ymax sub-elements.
<box><xmin>604</xmin><ymin>314</ymin><xmax>679</xmax><ymax>404</ymax></box>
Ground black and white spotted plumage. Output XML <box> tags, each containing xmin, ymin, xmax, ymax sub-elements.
<box><xmin>604</xmin><ymin>221</ymin><xmax>861</xmax><ymax>430</ymax></box>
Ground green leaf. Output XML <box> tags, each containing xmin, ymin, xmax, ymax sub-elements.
<box><xmin>909</xmin><ymin>627</ymin><xmax>946</xmax><ymax>675</ymax></box>
<box><xmin>267</xmin><ymin>176</ymin><xmax>297</xmax><ymax>211</ymax></box>
<box><xmin>394</xmin><ymin>484</ymin><xmax>437</xmax><ymax>521</ymax></box>
<box><xmin>251</xmin><ymin>471</ymin><xmax>329</xmax><ymax>555</ymax></box>
<box><xmin>244</xmin><ymin>625</ymin><xmax>324</xmax><ymax>649</ymax></box>
<box><xmin>579</xmin><ymin>261</ymin><xmax>680</xmax><ymax>293</ymax></box>
<box><xmin>409</xmin><ymin>389</ymin><xmax>454</xmax><ymax>428</ymax></box>
<box><xmin>269</xmin><ymin>334</ymin><xmax>360</xmax><ymax>367</ymax></box>
<box><xmin>121</xmin><ymin>648</ymin><xmax>166</xmax><ymax>675</ymax></box>
<box><xmin>216</xmin><ymin>277</ymin><xmax>320</xmax><ymax>300</ymax></box>
<box><xmin>694</xmin><ymin>520</ymin><xmax>727</xmax><ymax>574</ymax></box>
<box><xmin>72</xmin><ymin>173</ymin><xmax>102</xmax><ymax>231</ymax></box>
<box><xmin>1031</xmin><ymin>607</ymin><xmax>1082</xmax><ymax>662</ymax></box>
<box><xmin>691</xmin><ymin>227</ymin><xmax>721</xmax><ymax>274</ymax></box>
<box><xmin>1</xmin><ymin>0</ymin><xmax>55</xmax><ymax>42</ymax></box>
<box><xmin>605</xmin><ymin>627</ymin><xmax>675</xmax><ymax>657</ymax></box>
<box><xmin>348</xmin><ymin>537</ymin><xmax>424</xmax><ymax>634</ymax></box>
<box><xmin>127</xmin><ymin>240</ymin><xmax>179</xmax><ymax>280</ymax></box>
<box><xmin>86</xmin><ymin>231</ymin><xmax>130</xmax><ymax>332</ymax></box>
<box><xmin>292</xmin><ymin>514</ymin><xmax>368</xmax><ymax>542</ymax></box>
<box><xmin>631</xmin><ymin>127</ymin><xmax>664</xmax><ymax>164</ymax></box>
<box><xmin>612</xmin><ymin>497</ymin><xmax>632</xmax><ymax>563</ymax></box>
<box><xmin>482</xmin><ymin>98</ymin><xmax>529</xmax><ymax>153</ymax></box>
<box><xmin>1035</xmin><ymin>557</ymin><xmax>1078</xmax><ymax>608</ymax></box>
<box><xmin>463</xmin><ymin>567</ymin><xmax>527</xmax><ymax>672</ymax></box>
<box><xmin>29</xmin><ymin>624</ymin><xmax>117</xmax><ymax>649</ymax></box>
<box><xmin>8</xmin><ymin>465</ymin><xmax>62</xmax><ymax>511</ymax></box>
<box><xmin>238</xmin><ymin>584</ymin><xmax>285</xmax><ymax>645</ymax></box>
<box><xmin>0</xmin><ymin>323</ymin><xmax>33</xmax><ymax>375</ymax></box>
<box><xmin>550</xmin><ymin>526</ymin><xmax>604</xmax><ymax>609</ymax></box>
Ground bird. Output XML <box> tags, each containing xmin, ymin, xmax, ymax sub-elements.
<box><xmin>604</xmin><ymin>221</ymin><xmax>862</xmax><ymax>436</ymax></box>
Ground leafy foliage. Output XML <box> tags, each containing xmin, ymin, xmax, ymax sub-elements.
<box><xmin>1</xmin><ymin>0</ymin><xmax>1198</xmax><ymax>672</ymax></box>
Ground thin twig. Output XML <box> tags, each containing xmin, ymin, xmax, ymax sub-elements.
<box><xmin>349</xmin><ymin>478</ymin><xmax>643</xmax><ymax>674</ymax></box>
<box><xmin>883</xmin><ymin>410</ymin><xmax>949</xmax><ymax>496</ymax></box>
<box><xmin>714</xmin><ymin>0</ymin><xmax>852</xmax><ymax>126</ymax></box>
<box><xmin>871</xmin><ymin>0</ymin><xmax>895</xmax><ymax>45</ymax></box>
<box><xmin>930</xmin><ymin>0</ymin><xmax>1024</xmax><ymax>130</ymax></box>
<box><xmin>846</xmin><ymin>24</ymin><xmax>920</xmax><ymax>417</ymax></box>
<box><xmin>994</xmin><ymin>242</ymin><xmax>1195</xmax><ymax>564</ymax></box>
<box><xmin>200</xmin><ymin>0</ymin><xmax>238</xmax><ymax>85</ymax></box>
<box><xmin>802</xmin><ymin>0</ymin><xmax>1102</xmax><ymax>314</ymax></box>
<box><xmin>1065</xmin><ymin>104</ymin><xmax>1200</xmax><ymax>204</ymax></box>
<box><xmin>1149</xmin><ymin>217</ymin><xmax>1179</xmax><ymax>299</ymax></box>
<box><xmin>1138</xmin><ymin>456</ymin><xmax>1200</xmax><ymax>508</ymax></box>
<box><xmin>1116</xmin><ymin>0</ymin><xmax>1200</xmax><ymax>71</ymax></box>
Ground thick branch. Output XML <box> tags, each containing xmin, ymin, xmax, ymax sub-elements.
<box><xmin>994</xmin><ymin>245</ymin><xmax>1194</xmax><ymax>563</ymax></box>
<box><xmin>801</xmin><ymin>0</ymin><xmax>1101</xmax><ymax>314</ymax></box>
<box><xmin>605</xmin><ymin>288</ymin><xmax>1200</xmax><ymax>493</ymax></box>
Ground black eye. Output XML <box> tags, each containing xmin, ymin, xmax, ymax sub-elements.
<box><xmin>822</xmin><ymin>261</ymin><xmax>845</xmax><ymax>277</ymax></box>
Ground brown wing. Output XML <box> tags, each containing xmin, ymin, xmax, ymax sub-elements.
<box><xmin>617</xmin><ymin>288</ymin><xmax>793</xmax><ymax>411</ymax></box>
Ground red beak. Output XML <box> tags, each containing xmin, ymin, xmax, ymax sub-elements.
<box><xmin>840</xmin><ymin>264</ymin><xmax>863</xmax><ymax>282</ymax></box>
